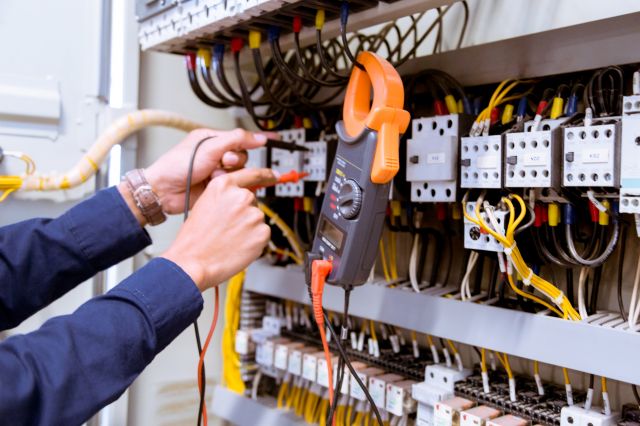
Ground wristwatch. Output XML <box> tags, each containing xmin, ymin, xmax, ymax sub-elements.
<box><xmin>123</xmin><ymin>169</ymin><xmax>167</xmax><ymax>226</ymax></box>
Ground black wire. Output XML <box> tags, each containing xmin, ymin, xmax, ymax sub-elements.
<box><xmin>566</xmin><ymin>269</ymin><xmax>575</xmax><ymax>307</ymax></box>
<box><xmin>588</xmin><ymin>266</ymin><xmax>602</xmax><ymax>315</ymax></box>
<box><xmin>184</xmin><ymin>136</ymin><xmax>217</xmax><ymax>426</ymax></box>
<box><xmin>327</xmin><ymin>288</ymin><xmax>352</xmax><ymax>425</ymax></box>
<box><xmin>307</xmin><ymin>283</ymin><xmax>383</xmax><ymax>426</ymax></box>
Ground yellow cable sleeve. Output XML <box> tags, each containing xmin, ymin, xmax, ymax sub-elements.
<box><xmin>563</xmin><ymin>368</ymin><xmax>571</xmax><ymax>385</ymax></box>
<box><xmin>389</xmin><ymin>231</ymin><xmax>399</xmax><ymax>280</ymax></box>
<box><xmin>21</xmin><ymin>110</ymin><xmax>208</xmax><ymax>191</ymax></box>
<box><xmin>369</xmin><ymin>320</ymin><xmax>378</xmax><ymax>341</ymax></box>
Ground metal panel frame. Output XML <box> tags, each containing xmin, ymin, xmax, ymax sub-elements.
<box><xmin>244</xmin><ymin>261</ymin><xmax>640</xmax><ymax>386</ymax></box>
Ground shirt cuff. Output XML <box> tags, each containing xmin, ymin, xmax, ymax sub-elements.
<box><xmin>109</xmin><ymin>258</ymin><xmax>203</xmax><ymax>352</ymax></box>
<box><xmin>62</xmin><ymin>186</ymin><xmax>152</xmax><ymax>272</ymax></box>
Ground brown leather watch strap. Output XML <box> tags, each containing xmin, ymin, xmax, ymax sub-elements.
<box><xmin>123</xmin><ymin>169</ymin><xmax>167</xmax><ymax>226</ymax></box>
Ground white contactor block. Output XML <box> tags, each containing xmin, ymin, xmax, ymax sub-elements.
<box><xmin>369</xmin><ymin>373</ymin><xmax>403</xmax><ymax>410</ymax></box>
<box><xmin>303</xmin><ymin>141</ymin><xmax>328</xmax><ymax>182</ymax></box>
<box><xmin>620</xmin><ymin>95</ymin><xmax>640</xmax><ymax>212</ymax></box>
<box><xmin>505</xmin><ymin>118</ymin><xmax>567</xmax><ymax>188</ymax></box>
<box><xmin>351</xmin><ymin>367</ymin><xmax>384</xmax><ymax>401</ymax></box>
<box><xmin>287</xmin><ymin>346</ymin><xmax>315</xmax><ymax>377</ymax></box>
<box><xmin>407</xmin><ymin>115</ymin><xmax>472</xmax><ymax>202</ymax></box>
<box><xmin>563</xmin><ymin>120</ymin><xmax>620</xmax><ymax>187</ymax></box>
<box><xmin>413</xmin><ymin>365</ymin><xmax>473</xmax><ymax>426</ymax></box>
<box><xmin>460</xmin><ymin>135</ymin><xmax>504</xmax><ymax>188</ymax></box>
<box><xmin>460</xmin><ymin>405</ymin><xmax>502</xmax><ymax>426</ymax></box>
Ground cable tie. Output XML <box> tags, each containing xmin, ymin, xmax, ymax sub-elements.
<box><xmin>523</xmin><ymin>269</ymin><xmax>534</xmax><ymax>286</ymax></box>
<box><xmin>504</xmin><ymin>242</ymin><xmax>517</xmax><ymax>256</ymax></box>
<box><xmin>554</xmin><ymin>292</ymin><xmax>565</xmax><ymax>306</ymax></box>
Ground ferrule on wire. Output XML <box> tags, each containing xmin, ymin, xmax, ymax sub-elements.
<box><xmin>445</xmin><ymin>95</ymin><xmax>458</xmax><ymax>114</ymax></box>
<box><xmin>509</xmin><ymin>378</ymin><xmax>517</xmax><ymax>402</ymax></box>
<box><xmin>534</xmin><ymin>374</ymin><xmax>545</xmax><ymax>396</ymax></box>
<box><xmin>565</xmin><ymin>383</ymin><xmax>574</xmax><ymax>405</ymax></box>
<box><xmin>249</xmin><ymin>30</ymin><xmax>261</xmax><ymax>49</ymax></box>
<box><xmin>481</xmin><ymin>371</ymin><xmax>490</xmax><ymax>394</ymax></box>
<box><xmin>550</xmin><ymin>97</ymin><xmax>564</xmax><ymax>119</ymax></box>
<box><xmin>584</xmin><ymin>388</ymin><xmax>594</xmax><ymax>410</ymax></box>
<box><xmin>430</xmin><ymin>344</ymin><xmax>440</xmax><ymax>364</ymax></box>
<box><xmin>504</xmin><ymin>242</ymin><xmax>517</xmax><ymax>257</ymax></box>
<box><xmin>585</xmin><ymin>107</ymin><xmax>593</xmax><ymax>127</ymax></box>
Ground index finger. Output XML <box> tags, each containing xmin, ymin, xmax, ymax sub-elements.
<box><xmin>224</xmin><ymin>167</ymin><xmax>278</xmax><ymax>188</ymax></box>
<box><xmin>216</xmin><ymin>128</ymin><xmax>269</xmax><ymax>153</ymax></box>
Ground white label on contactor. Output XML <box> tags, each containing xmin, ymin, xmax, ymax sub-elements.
<box><xmin>523</xmin><ymin>152</ymin><xmax>549</xmax><ymax>166</ymax></box>
<box><xmin>582</xmin><ymin>149</ymin><xmax>610</xmax><ymax>163</ymax></box>
<box><xmin>477</xmin><ymin>155</ymin><xmax>499</xmax><ymax>169</ymax></box>
<box><xmin>427</xmin><ymin>152</ymin><xmax>446</xmax><ymax>164</ymax></box>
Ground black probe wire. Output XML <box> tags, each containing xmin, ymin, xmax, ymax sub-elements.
<box><xmin>327</xmin><ymin>288</ymin><xmax>351</xmax><ymax>426</ymax></box>
<box><xmin>184</xmin><ymin>136</ymin><xmax>217</xmax><ymax>426</ymax></box>
<box><xmin>213</xmin><ymin>45</ymin><xmax>264</xmax><ymax>102</ymax></box>
<box><xmin>340</xmin><ymin>2</ymin><xmax>365</xmax><ymax>71</ymax></box>
<box><xmin>324</xmin><ymin>307</ymin><xmax>384</xmax><ymax>426</ymax></box>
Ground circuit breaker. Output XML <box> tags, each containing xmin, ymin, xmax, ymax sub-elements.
<box><xmin>406</xmin><ymin>114</ymin><xmax>473</xmax><ymax>202</ymax></box>
<box><xmin>272</xmin><ymin>128</ymin><xmax>306</xmax><ymax>197</ymax></box>
<box><xmin>562</xmin><ymin>119</ymin><xmax>621</xmax><ymax>188</ymax></box>
<box><xmin>460</xmin><ymin>135</ymin><xmax>504</xmax><ymax>189</ymax></box>
<box><xmin>505</xmin><ymin>118</ymin><xmax>568</xmax><ymax>188</ymax></box>
<box><xmin>619</xmin><ymin>95</ymin><xmax>640</xmax><ymax>212</ymax></box>
<box><xmin>463</xmin><ymin>202</ymin><xmax>507</xmax><ymax>252</ymax></box>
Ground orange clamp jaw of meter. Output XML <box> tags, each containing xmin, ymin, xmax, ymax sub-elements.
<box><xmin>343</xmin><ymin>52</ymin><xmax>410</xmax><ymax>184</ymax></box>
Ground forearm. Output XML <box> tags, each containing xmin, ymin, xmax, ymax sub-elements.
<box><xmin>0</xmin><ymin>258</ymin><xmax>202</xmax><ymax>426</ymax></box>
<box><xmin>0</xmin><ymin>187</ymin><xmax>151</xmax><ymax>330</ymax></box>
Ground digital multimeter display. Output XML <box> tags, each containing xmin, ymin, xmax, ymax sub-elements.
<box><xmin>318</xmin><ymin>216</ymin><xmax>345</xmax><ymax>251</ymax></box>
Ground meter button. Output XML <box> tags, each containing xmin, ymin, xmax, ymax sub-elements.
<box><xmin>337</xmin><ymin>179</ymin><xmax>362</xmax><ymax>219</ymax></box>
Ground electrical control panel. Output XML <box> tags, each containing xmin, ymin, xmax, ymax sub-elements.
<box><xmin>505</xmin><ymin>118</ymin><xmax>567</xmax><ymax>188</ymax></box>
<box><xmin>272</xmin><ymin>128</ymin><xmax>305</xmax><ymax>197</ymax></box>
<box><xmin>463</xmin><ymin>202</ymin><xmax>507</xmax><ymax>252</ymax></box>
<box><xmin>562</xmin><ymin>119</ymin><xmax>621</xmax><ymax>188</ymax></box>
<box><xmin>619</xmin><ymin>95</ymin><xmax>640</xmax><ymax>212</ymax></box>
<box><xmin>407</xmin><ymin>114</ymin><xmax>473</xmax><ymax>202</ymax></box>
<box><xmin>460</xmin><ymin>135</ymin><xmax>504</xmax><ymax>189</ymax></box>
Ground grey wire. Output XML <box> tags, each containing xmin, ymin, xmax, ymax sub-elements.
<box><xmin>564</xmin><ymin>222</ymin><xmax>620</xmax><ymax>267</ymax></box>
<box><xmin>515</xmin><ymin>202</ymin><xmax>535</xmax><ymax>236</ymax></box>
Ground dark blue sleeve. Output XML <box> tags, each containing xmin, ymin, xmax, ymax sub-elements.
<box><xmin>0</xmin><ymin>257</ymin><xmax>203</xmax><ymax>426</ymax></box>
<box><xmin>0</xmin><ymin>187</ymin><xmax>151</xmax><ymax>330</ymax></box>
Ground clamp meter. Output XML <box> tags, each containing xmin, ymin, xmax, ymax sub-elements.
<box><xmin>308</xmin><ymin>52</ymin><xmax>410</xmax><ymax>288</ymax></box>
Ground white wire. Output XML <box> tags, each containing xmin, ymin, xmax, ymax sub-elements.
<box><xmin>629</xmin><ymin>252</ymin><xmax>640</xmax><ymax>328</ymax></box>
<box><xmin>578</xmin><ymin>267</ymin><xmax>590</xmax><ymax>320</ymax></box>
<box><xmin>251</xmin><ymin>370</ymin><xmax>263</xmax><ymax>400</ymax></box>
<box><xmin>409</xmin><ymin>234</ymin><xmax>421</xmax><ymax>293</ymax></box>
<box><xmin>460</xmin><ymin>251</ymin><xmax>479</xmax><ymax>301</ymax></box>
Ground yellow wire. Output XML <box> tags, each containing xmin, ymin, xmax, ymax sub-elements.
<box><xmin>495</xmin><ymin>352</ymin><xmax>513</xmax><ymax>379</ymax></box>
<box><xmin>259</xmin><ymin>202</ymin><xmax>304</xmax><ymax>262</ymax></box>
<box><xmin>506</xmin><ymin>274</ymin><xmax>564</xmax><ymax>317</ymax></box>
<box><xmin>277</xmin><ymin>381</ymin><xmax>289</xmax><ymax>409</ymax></box>
<box><xmin>562</xmin><ymin>368</ymin><xmax>571</xmax><ymax>385</ymax></box>
<box><xmin>481</xmin><ymin>348</ymin><xmax>487</xmax><ymax>373</ymax></box>
<box><xmin>378</xmin><ymin>239</ymin><xmax>392</xmax><ymax>282</ymax></box>
<box><xmin>353</xmin><ymin>412</ymin><xmax>364</xmax><ymax>426</ymax></box>
<box><xmin>318</xmin><ymin>398</ymin><xmax>330</xmax><ymax>426</ymax></box>
<box><xmin>446</xmin><ymin>339</ymin><xmax>458</xmax><ymax>355</ymax></box>
<box><xmin>389</xmin><ymin>231</ymin><xmax>398</xmax><ymax>280</ymax></box>
<box><xmin>601</xmin><ymin>377</ymin><xmax>608</xmax><ymax>393</ymax></box>
<box><xmin>369</xmin><ymin>320</ymin><xmax>378</xmax><ymax>341</ymax></box>
<box><xmin>534</xmin><ymin>360</ymin><xmax>540</xmax><ymax>376</ymax></box>
<box><xmin>221</xmin><ymin>272</ymin><xmax>246</xmax><ymax>393</ymax></box>
<box><xmin>345</xmin><ymin>403</ymin><xmax>354</xmax><ymax>426</ymax></box>
<box><xmin>427</xmin><ymin>334</ymin><xmax>435</xmax><ymax>347</ymax></box>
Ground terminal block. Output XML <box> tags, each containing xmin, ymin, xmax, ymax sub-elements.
<box><xmin>619</xmin><ymin>95</ymin><xmax>640</xmax><ymax>212</ymax></box>
<box><xmin>272</xmin><ymin>128</ymin><xmax>306</xmax><ymax>197</ymax></box>
<box><xmin>562</xmin><ymin>118</ymin><xmax>621</xmax><ymax>188</ymax></box>
<box><xmin>413</xmin><ymin>364</ymin><xmax>472</xmax><ymax>426</ymax></box>
<box><xmin>406</xmin><ymin>114</ymin><xmax>472</xmax><ymax>202</ymax></box>
<box><xmin>505</xmin><ymin>118</ymin><xmax>568</xmax><ymax>188</ymax></box>
<box><xmin>246</xmin><ymin>147</ymin><xmax>267</xmax><ymax>198</ymax></box>
<box><xmin>460</xmin><ymin>135</ymin><xmax>504</xmax><ymax>189</ymax></box>
<box><xmin>560</xmin><ymin>405</ymin><xmax>620</xmax><ymax>426</ymax></box>
<box><xmin>463</xmin><ymin>202</ymin><xmax>507</xmax><ymax>252</ymax></box>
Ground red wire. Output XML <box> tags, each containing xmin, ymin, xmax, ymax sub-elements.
<box><xmin>197</xmin><ymin>286</ymin><xmax>220</xmax><ymax>426</ymax></box>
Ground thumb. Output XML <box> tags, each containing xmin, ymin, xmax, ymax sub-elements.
<box><xmin>223</xmin><ymin>168</ymin><xmax>278</xmax><ymax>189</ymax></box>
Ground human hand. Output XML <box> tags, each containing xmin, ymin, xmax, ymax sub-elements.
<box><xmin>162</xmin><ymin>167</ymin><xmax>276</xmax><ymax>291</ymax></box>
<box><xmin>145</xmin><ymin>128</ymin><xmax>271</xmax><ymax>215</ymax></box>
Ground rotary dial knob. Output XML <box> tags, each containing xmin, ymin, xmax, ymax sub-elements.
<box><xmin>337</xmin><ymin>179</ymin><xmax>362</xmax><ymax>219</ymax></box>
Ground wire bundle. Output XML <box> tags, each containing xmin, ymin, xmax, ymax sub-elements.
<box><xmin>463</xmin><ymin>192</ymin><xmax>581</xmax><ymax>320</ymax></box>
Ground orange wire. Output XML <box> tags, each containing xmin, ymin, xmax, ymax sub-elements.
<box><xmin>319</xmin><ymin>325</ymin><xmax>335</xmax><ymax>426</ymax></box>
<box><xmin>197</xmin><ymin>286</ymin><xmax>220</xmax><ymax>426</ymax></box>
